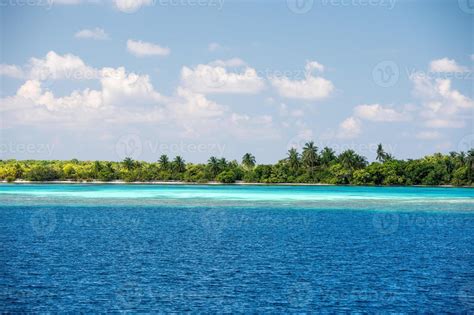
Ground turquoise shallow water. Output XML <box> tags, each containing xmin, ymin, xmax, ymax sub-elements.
<box><xmin>1</xmin><ymin>184</ymin><xmax>473</xmax><ymax>210</ymax></box>
<box><xmin>1</xmin><ymin>184</ymin><xmax>473</xmax><ymax>312</ymax></box>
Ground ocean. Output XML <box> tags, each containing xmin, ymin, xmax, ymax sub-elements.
<box><xmin>1</xmin><ymin>184</ymin><xmax>473</xmax><ymax>312</ymax></box>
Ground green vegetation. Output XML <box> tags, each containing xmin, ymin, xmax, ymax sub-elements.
<box><xmin>1</xmin><ymin>144</ymin><xmax>473</xmax><ymax>186</ymax></box>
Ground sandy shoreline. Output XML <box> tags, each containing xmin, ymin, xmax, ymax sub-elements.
<box><xmin>1</xmin><ymin>180</ymin><xmax>332</xmax><ymax>186</ymax></box>
<box><xmin>1</xmin><ymin>180</ymin><xmax>471</xmax><ymax>188</ymax></box>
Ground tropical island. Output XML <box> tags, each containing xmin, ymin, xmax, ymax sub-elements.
<box><xmin>1</xmin><ymin>143</ymin><xmax>473</xmax><ymax>186</ymax></box>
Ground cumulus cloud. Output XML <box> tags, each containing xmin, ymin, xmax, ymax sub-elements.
<box><xmin>75</xmin><ymin>28</ymin><xmax>109</xmax><ymax>40</ymax></box>
<box><xmin>2</xmin><ymin>52</ymin><xmax>97</xmax><ymax>81</ymax></box>
<box><xmin>1</xmin><ymin>51</ymin><xmax>276</xmax><ymax>141</ymax></box>
<box><xmin>180</xmin><ymin>60</ymin><xmax>265</xmax><ymax>94</ymax></box>
<box><xmin>170</xmin><ymin>88</ymin><xmax>226</xmax><ymax>120</ymax></box>
<box><xmin>333</xmin><ymin>103</ymin><xmax>409</xmax><ymax>139</ymax></box>
<box><xmin>28</xmin><ymin>51</ymin><xmax>98</xmax><ymax>81</ymax></box>
<box><xmin>305</xmin><ymin>60</ymin><xmax>325</xmax><ymax>73</ymax></box>
<box><xmin>46</xmin><ymin>0</ymin><xmax>154</xmax><ymax>12</ymax></box>
<box><xmin>209</xmin><ymin>58</ymin><xmax>246</xmax><ymax>68</ymax></box>
<box><xmin>353</xmin><ymin>104</ymin><xmax>410</xmax><ymax>122</ymax></box>
<box><xmin>336</xmin><ymin>117</ymin><xmax>362</xmax><ymax>139</ymax></box>
<box><xmin>411</xmin><ymin>73</ymin><xmax>474</xmax><ymax>128</ymax></box>
<box><xmin>0</xmin><ymin>64</ymin><xmax>24</xmax><ymax>79</ymax></box>
<box><xmin>228</xmin><ymin>113</ymin><xmax>278</xmax><ymax>140</ymax></box>
<box><xmin>270</xmin><ymin>61</ymin><xmax>334</xmax><ymax>100</ymax></box>
<box><xmin>127</xmin><ymin>39</ymin><xmax>170</xmax><ymax>57</ymax></box>
<box><xmin>113</xmin><ymin>0</ymin><xmax>153</xmax><ymax>12</ymax></box>
<box><xmin>429</xmin><ymin>58</ymin><xmax>469</xmax><ymax>73</ymax></box>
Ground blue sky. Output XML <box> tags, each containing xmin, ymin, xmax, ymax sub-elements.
<box><xmin>0</xmin><ymin>0</ymin><xmax>473</xmax><ymax>163</ymax></box>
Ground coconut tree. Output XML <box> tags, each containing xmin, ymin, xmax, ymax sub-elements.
<box><xmin>122</xmin><ymin>157</ymin><xmax>135</xmax><ymax>171</ymax></box>
<box><xmin>218</xmin><ymin>158</ymin><xmax>228</xmax><ymax>170</ymax></box>
<box><xmin>339</xmin><ymin>149</ymin><xmax>367</xmax><ymax>170</ymax></box>
<box><xmin>242</xmin><ymin>153</ymin><xmax>256</xmax><ymax>170</ymax></box>
<box><xmin>320</xmin><ymin>147</ymin><xmax>336</xmax><ymax>166</ymax></box>
<box><xmin>376</xmin><ymin>143</ymin><xmax>393</xmax><ymax>163</ymax></box>
<box><xmin>158</xmin><ymin>154</ymin><xmax>169</xmax><ymax>170</ymax></box>
<box><xmin>172</xmin><ymin>156</ymin><xmax>186</xmax><ymax>173</ymax></box>
<box><xmin>302</xmin><ymin>141</ymin><xmax>319</xmax><ymax>175</ymax></box>
<box><xmin>287</xmin><ymin>148</ymin><xmax>300</xmax><ymax>174</ymax></box>
<box><xmin>467</xmin><ymin>149</ymin><xmax>474</xmax><ymax>182</ymax></box>
<box><xmin>208</xmin><ymin>156</ymin><xmax>220</xmax><ymax>178</ymax></box>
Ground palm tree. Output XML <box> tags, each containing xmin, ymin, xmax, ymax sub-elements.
<box><xmin>172</xmin><ymin>156</ymin><xmax>186</xmax><ymax>173</ymax></box>
<box><xmin>218</xmin><ymin>158</ymin><xmax>228</xmax><ymax>170</ymax></box>
<box><xmin>122</xmin><ymin>157</ymin><xmax>134</xmax><ymax>171</ymax></box>
<box><xmin>376</xmin><ymin>143</ymin><xmax>393</xmax><ymax>163</ymax></box>
<box><xmin>302</xmin><ymin>141</ymin><xmax>319</xmax><ymax>175</ymax></box>
<box><xmin>320</xmin><ymin>147</ymin><xmax>336</xmax><ymax>166</ymax></box>
<box><xmin>242</xmin><ymin>153</ymin><xmax>256</xmax><ymax>170</ymax></box>
<box><xmin>339</xmin><ymin>150</ymin><xmax>367</xmax><ymax>170</ymax></box>
<box><xmin>287</xmin><ymin>148</ymin><xmax>300</xmax><ymax>173</ymax></box>
<box><xmin>158</xmin><ymin>154</ymin><xmax>169</xmax><ymax>170</ymax></box>
<box><xmin>93</xmin><ymin>161</ymin><xmax>102</xmax><ymax>174</ymax></box>
<box><xmin>467</xmin><ymin>149</ymin><xmax>474</xmax><ymax>182</ymax></box>
<box><xmin>208</xmin><ymin>156</ymin><xmax>220</xmax><ymax>178</ymax></box>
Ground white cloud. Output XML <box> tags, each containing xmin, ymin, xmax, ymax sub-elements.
<box><xmin>336</xmin><ymin>117</ymin><xmax>361</xmax><ymax>139</ymax></box>
<box><xmin>180</xmin><ymin>62</ymin><xmax>265</xmax><ymax>94</ymax></box>
<box><xmin>0</xmin><ymin>64</ymin><xmax>24</xmax><ymax>79</ymax></box>
<box><xmin>270</xmin><ymin>61</ymin><xmax>334</xmax><ymax>100</ymax></box>
<box><xmin>169</xmin><ymin>87</ymin><xmax>226</xmax><ymax>120</ymax></box>
<box><xmin>1</xmin><ymin>52</ymin><xmax>98</xmax><ymax>82</ymax></box>
<box><xmin>49</xmin><ymin>0</ymin><xmax>82</xmax><ymax>4</ymax></box>
<box><xmin>127</xmin><ymin>39</ymin><xmax>170</xmax><ymax>57</ymax></box>
<box><xmin>305</xmin><ymin>60</ymin><xmax>324</xmax><ymax>73</ymax></box>
<box><xmin>75</xmin><ymin>28</ymin><xmax>109</xmax><ymax>40</ymax></box>
<box><xmin>228</xmin><ymin>113</ymin><xmax>278</xmax><ymax>140</ymax></box>
<box><xmin>99</xmin><ymin>67</ymin><xmax>164</xmax><ymax>106</ymax></box>
<box><xmin>45</xmin><ymin>0</ymin><xmax>154</xmax><ymax>12</ymax></box>
<box><xmin>209</xmin><ymin>58</ymin><xmax>246</xmax><ymax>68</ymax></box>
<box><xmin>415</xmin><ymin>131</ymin><xmax>442</xmax><ymax>140</ymax></box>
<box><xmin>208</xmin><ymin>42</ymin><xmax>223</xmax><ymax>52</ymax></box>
<box><xmin>28</xmin><ymin>51</ymin><xmax>98</xmax><ymax>81</ymax></box>
<box><xmin>411</xmin><ymin>73</ymin><xmax>474</xmax><ymax>128</ymax></box>
<box><xmin>429</xmin><ymin>58</ymin><xmax>468</xmax><ymax>73</ymax></box>
<box><xmin>113</xmin><ymin>0</ymin><xmax>153</xmax><ymax>12</ymax></box>
<box><xmin>354</xmin><ymin>104</ymin><xmax>410</xmax><ymax>122</ymax></box>
<box><xmin>1</xmin><ymin>51</ymin><xmax>243</xmax><ymax>138</ymax></box>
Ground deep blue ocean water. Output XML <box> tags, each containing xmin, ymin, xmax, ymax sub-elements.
<box><xmin>1</xmin><ymin>184</ymin><xmax>473</xmax><ymax>313</ymax></box>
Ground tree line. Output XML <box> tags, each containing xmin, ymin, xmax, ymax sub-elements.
<box><xmin>1</xmin><ymin>143</ymin><xmax>473</xmax><ymax>186</ymax></box>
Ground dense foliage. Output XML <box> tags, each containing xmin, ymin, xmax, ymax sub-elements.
<box><xmin>1</xmin><ymin>143</ymin><xmax>473</xmax><ymax>186</ymax></box>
